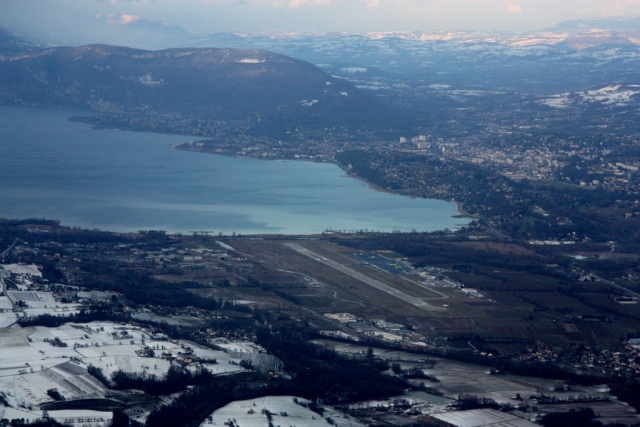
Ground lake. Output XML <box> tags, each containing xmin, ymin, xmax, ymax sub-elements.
<box><xmin>0</xmin><ymin>106</ymin><xmax>468</xmax><ymax>234</ymax></box>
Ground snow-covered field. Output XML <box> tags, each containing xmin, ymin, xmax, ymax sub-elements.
<box><xmin>0</xmin><ymin>296</ymin><xmax>15</xmax><ymax>310</ymax></box>
<box><xmin>0</xmin><ymin>311</ymin><xmax>17</xmax><ymax>328</ymax></box>
<box><xmin>540</xmin><ymin>84</ymin><xmax>640</xmax><ymax>108</ymax></box>
<box><xmin>0</xmin><ymin>406</ymin><xmax>112</xmax><ymax>427</ymax></box>
<box><xmin>0</xmin><ymin>321</ymin><xmax>253</xmax><ymax>424</ymax></box>
<box><xmin>5</xmin><ymin>291</ymin><xmax>80</xmax><ymax>318</ymax></box>
<box><xmin>580</xmin><ymin>85</ymin><xmax>640</xmax><ymax>105</ymax></box>
<box><xmin>1</xmin><ymin>264</ymin><xmax>42</xmax><ymax>277</ymax></box>
<box><xmin>201</xmin><ymin>396</ymin><xmax>365</xmax><ymax>427</ymax></box>
<box><xmin>211</xmin><ymin>338</ymin><xmax>266</xmax><ymax>354</ymax></box>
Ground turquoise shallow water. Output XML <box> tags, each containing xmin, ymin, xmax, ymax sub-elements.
<box><xmin>0</xmin><ymin>106</ymin><xmax>467</xmax><ymax>234</ymax></box>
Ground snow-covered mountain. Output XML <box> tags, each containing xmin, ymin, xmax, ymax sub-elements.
<box><xmin>4</xmin><ymin>16</ymin><xmax>639</xmax><ymax>98</ymax></box>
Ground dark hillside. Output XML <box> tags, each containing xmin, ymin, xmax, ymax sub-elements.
<box><xmin>0</xmin><ymin>44</ymin><xmax>401</xmax><ymax>135</ymax></box>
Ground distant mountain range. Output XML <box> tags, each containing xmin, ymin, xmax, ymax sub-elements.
<box><xmin>5</xmin><ymin>15</ymin><xmax>628</xmax><ymax>95</ymax></box>
<box><xmin>0</xmin><ymin>42</ymin><xmax>399</xmax><ymax>135</ymax></box>
<box><xmin>5</xmin><ymin>16</ymin><xmax>640</xmax><ymax>51</ymax></box>
<box><xmin>1</xmin><ymin>17</ymin><xmax>638</xmax><ymax>135</ymax></box>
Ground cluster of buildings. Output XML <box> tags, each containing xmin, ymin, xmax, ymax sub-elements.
<box><xmin>323</xmin><ymin>313</ymin><xmax>433</xmax><ymax>348</ymax></box>
<box><xmin>520</xmin><ymin>342</ymin><xmax>640</xmax><ymax>378</ymax></box>
<box><xmin>399</xmin><ymin>131</ymin><xmax>639</xmax><ymax>197</ymax></box>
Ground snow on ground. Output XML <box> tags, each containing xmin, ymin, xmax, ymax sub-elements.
<box><xmin>0</xmin><ymin>406</ymin><xmax>112</xmax><ymax>427</ymax></box>
<box><xmin>580</xmin><ymin>85</ymin><xmax>640</xmax><ymax>105</ymax></box>
<box><xmin>25</xmin><ymin>305</ymin><xmax>81</xmax><ymax>316</ymax></box>
<box><xmin>22</xmin><ymin>306</ymin><xmax>80</xmax><ymax>317</ymax></box>
<box><xmin>0</xmin><ymin>311</ymin><xmax>17</xmax><ymax>327</ymax></box>
<box><xmin>0</xmin><ymin>361</ymin><xmax>106</xmax><ymax>408</ymax></box>
<box><xmin>201</xmin><ymin>396</ymin><xmax>365</xmax><ymax>427</ymax></box>
<box><xmin>189</xmin><ymin>343</ymin><xmax>227</xmax><ymax>361</ymax></box>
<box><xmin>9</xmin><ymin>291</ymin><xmax>56</xmax><ymax>303</ymax></box>
<box><xmin>433</xmin><ymin>408</ymin><xmax>539</xmax><ymax>427</ymax></box>
<box><xmin>187</xmin><ymin>342</ymin><xmax>247</xmax><ymax>374</ymax></box>
<box><xmin>49</xmin><ymin>409</ymin><xmax>113</xmax><ymax>426</ymax></box>
<box><xmin>87</xmin><ymin>354</ymin><xmax>171</xmax><ymax>379</ymax></box>
<box><xmin>196</xmin><ymin>361</ymin><xmax>245</xmax><ymax>375</ymax></box>
<box><xmin>236</xmin><ymin>58</ymin><xmax>265</xmax><ymax>63</ymax></box>
<box><xmin>0</xmin><ymin>296</ymin><xmax>14</xmax><ymax>310</ymax></box>
<box><xmin>0</xmin><ymin>321</ymin><xmax>255</xmax><ymax>417</ymax></box>
<box><xmin>300</xmin><ymin>99</ymin><xmax>319</xmax><ymax>107</ymax></box>
<box><xmin>0</xmin><ymin>335</ymin><xmax>44</xmax><ymax>374</ymax></box>
<box><xmin>138</xmin><ymin>73</ymin><xmax>164</xmax><ymax>86</ymax></box>
<box><xmin>5</xmin><ymin>290</ymin><xmax>81</xmax><ymax>315</ymax></box>
<box><xmin>540</xmin><ymin>85</ymin><xmax>640</xmax><ymax>108</ymax></box>
<box><xmin>211</xmin><ymin>339</ymin><xmax>266</xmax><ymax>353</ymax></box>
<box><xmin>340</xmin><ymin>67</ymin><xmax>367</xmax><ymax>74</ymax></box>
<box><xmin>539</xmin><ymin>94</ymin><xmax>572</xmax><ymax>109</ymax></box>
<box><xmin>1</xmin><ymin>264</ymin><xmax>42</xmax><ymax>276</ymax></box>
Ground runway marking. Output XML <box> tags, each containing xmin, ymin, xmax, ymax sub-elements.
<box><xmin>284</xmin><ymin>243</ymin><xmax>444</xmax><ymax>312</ymax></box>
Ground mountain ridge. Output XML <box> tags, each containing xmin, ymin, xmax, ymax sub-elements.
<box><xmin>0</xmin><ymin>43</ymin><xmax>399</xmax><ymax>136</ymax></box>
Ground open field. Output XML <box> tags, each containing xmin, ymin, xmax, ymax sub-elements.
<box><xmin>0</xmin><ymin>406</ymin><xmax>113</xmax><ymax>427</ymax></box>
<box><xmin>183</xmin><ymin>237</ymin><xmax>640</xmax><ymax>351</ymax></box>
<box><xmin>229</xmin><ymin>239</ymin><xmax>477</xmax><ymax>318</ymax></box>
<box><xmin>0</xmin><ymin>320</ymin><xmax>254</xmax><ymax>420</ymax></box>
<box><xmin>0</xmin><ymin>224</ymin><xmax>638</xmax><ymax>425</ymax></box>
<box><xmin>316</xmin><ymin>339</ymin><xmax>640</xmax><ymax>426</ymax></box>
<box><xmin>202</xmin><ymin>396</ymin><xmax>365</xmax><ymax>427</ymax></box>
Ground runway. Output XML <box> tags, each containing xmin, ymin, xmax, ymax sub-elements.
<box><xmin>284</xmin><ymin>243</ymin><xmax>444</xmax><ymax>312</ymax></box>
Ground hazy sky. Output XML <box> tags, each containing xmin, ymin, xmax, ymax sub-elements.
<box><xmin>2</xmin><ymin>0</ymin><xmax>640</xmax><ymax>37</ymax></box>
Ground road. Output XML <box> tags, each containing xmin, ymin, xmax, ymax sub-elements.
<box><xmin>0</xmin><ymin>238</ymin><xmax>18</xmax><ymax>258</ymax></box>
<box><xmin>0</xmin><ymin>270</ymin><xmax>18</xmax><ymax>331</ymax></box>
<box><xmin>0</xmin><ymin>240</ymin><xmax>19</xmax><ymax>331</ymax></box>
<box><xmin>594</xmin><ymin>274</ymin><xmax>640</xmax><ymax>300</ymax></box>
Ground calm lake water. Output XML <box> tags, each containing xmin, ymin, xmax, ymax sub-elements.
<box><xmin>0</xmin><ymin>106</ymin><xmax>468</xmax><ymax>234</ymax></box>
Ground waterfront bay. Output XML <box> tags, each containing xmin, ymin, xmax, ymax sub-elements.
<box><xmin>0</xmin><ymin>106</ymin><xmax>467</xmax><ymax>234</ymax></box>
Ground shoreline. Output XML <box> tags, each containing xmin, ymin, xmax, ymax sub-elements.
<box><xmin>176</xmin><ymin>143</ymin><xmax>475</xmax><ymax>221</ymax></box>
<box><xmin>62</xmin><ymin>114</ymin><xmax>469</xmax><ymax>225</ymax></box>
<box><xmin>67</xmin><ymin>115</ymin><xmax>476</xmax><ymax>231</ymax></box>
<box><xmin>451</xmin><ymin>200</ymin><xmax>476</xmax><ymax>219</ymax></box>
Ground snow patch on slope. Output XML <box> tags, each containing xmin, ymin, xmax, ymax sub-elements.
<box><xmin>138</xmin><ymin>73</ymin><xmax>164</xmax><ymax>86</ymax></box>
<box><xmin>236</xmin><ymin>58</ymin><xmax>266</xmax><ymax>63</ymax></box>
<box><xmin>540</xmin><ymin>85</ymin><xmax>640</xmax><ymax>108</ymax></box>
<box><xmin>300</xmin><ymin>99</ymin><xmax>319</xmax><ymax>107</ymax></box>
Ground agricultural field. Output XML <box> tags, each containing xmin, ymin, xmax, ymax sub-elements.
<box><xmin>187</xmin><ymin>237</ymin><xmax>640</xmax><ymax>353</ymax></box>
<box><xmin>0</xmin><ymin>321</ymin><xmax>253</xmax><ymax>424</ymax></box>
<box><xmin>0</xmin><ymin>407</ymin><xmax>112</xmax><ymax>427</ymax></box>
<box><xmin>315</xmin><ymin>339</ymin><xmax>640</xmax><ymax>426</ymax></box>
<box><xmin>0</xmin><ymin>223</ymin><xmax>639</xmax><ymax>425</ymax></box>
<box><xmin>201</xmin><ymin>396</ymin><xmax>364</xmax><ymax>427</ymax></box>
